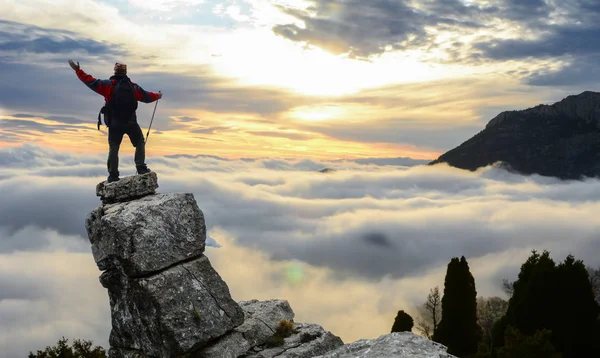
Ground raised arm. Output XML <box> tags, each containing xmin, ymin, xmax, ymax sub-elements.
<box><xmin>69</xmin><ymin>60</ymin><xmax>112</xmax><ymax>97</ymax></box>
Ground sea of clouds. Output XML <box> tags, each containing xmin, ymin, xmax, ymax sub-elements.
<box><xmin>1</xmin><ymin>143</ymin><xmax>599</xmax><ymax>357</ymax></box>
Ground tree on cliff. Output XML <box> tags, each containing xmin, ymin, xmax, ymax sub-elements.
<box><xmin>391</xmin><ymin>310</ymin><xmax>414</xmax><ymax>333</ymax></box>
<box><xmin>29</xmin><ymin>337</ymin><xmax>106</xmax><ymax>358</ymax></box>
<box><xmin>495</xmin><ymin>250</ymin><xmax>599</xmax><ymax>358</ymax></box>
<box><xmin>416</xmin><ymin>286</ymin><xmax>441</xmax><ymax>339</ymax></box>
<box><xmin>433</xmin><ymin>256</ymin><xmax>482</xmax><ymax>357</ymax></box>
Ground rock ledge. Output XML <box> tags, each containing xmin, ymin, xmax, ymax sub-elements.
<box><xmin>96</xmin><ymin>172</ymin><xmax>159</xmax><ymax>203</ymax></box>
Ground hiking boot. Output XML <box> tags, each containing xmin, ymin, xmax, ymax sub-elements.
<box><xmin>107</xmin><ymin>175</ymin><xmax>120</xmax><ymax>183</ymax></box>
<box><xmin>136</xmin><ymin>165</ymin><xmax>151</xmax><ymax>175</ymax></box>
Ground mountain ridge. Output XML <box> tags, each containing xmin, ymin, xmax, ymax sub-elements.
<box><xmin>430</xmin><ymin>91</ymin><xmax>600</xmax><ymax>179</ymax></box>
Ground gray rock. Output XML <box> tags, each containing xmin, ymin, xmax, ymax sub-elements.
<box><xmin>199</xmin><ymin>299</ymin><xmax>295</xmax><ymax>358</ymax></box>
<box><xmin>314</xmin><ymin>332</ymin><xmax>457</xmax><ymax>358</ymax></box>
<box><xmin>196</xmin><ymin>331</ymin><xmax>248</xmax><ymax>358</ymax></box>
<box><xmin>238</xmin><ymin>299</ymin><xmax>296</xmax><ymax>344</ymax></box>
<box><xmin>85</xmin><ymin>193</ymin><xmax>206</xmax><ymax>276</ymax></box>
<box><xmin>89</xmin><ymin>179</ymin><xmax>347</xmax><ymax>358</ymax></box>
<box><xmin>246</xmin><ymin>322</ymin><xmax>344</xmax><ymax>358</ymax></box>
<box><xmin>105</xmin><ymin>255</ymin><xmax>244</xmax><ymax>357</ymax></box>
<box><xmin>96</xmin><ymin>172</ymin><xmax>159</xmax><ymax>204</ymax></box>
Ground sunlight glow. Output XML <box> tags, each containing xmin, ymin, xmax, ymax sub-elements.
<box><xmin>202</xmin><ymin>25</ymin><xmax>532</xmax><ymax>97</ymax></box>
<box><xmin>291</xmin><ymin>105</ymin><xmax>346</xmax><ymax>121</ymax></box>
<box><xmin>0</xmin><ymin>0</ymin><xmax>575</xmax><ymax>162</ymax></box>
<box><xmin>128</xmin><ymin>0</ymin><xmax>206</xmax><ymax>12</ymax></box>
<box><xmin>4</xmin><ymin>0</ymin><xmax>561</xmax><ymax>98</ymax></box>
<box><xmin>206</xmin><ymin>29</ymin><xmax>469</xmax><ymax>96</ymax></box>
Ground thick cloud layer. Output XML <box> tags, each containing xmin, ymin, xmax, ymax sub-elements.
<box><xmin>0</xmin><ymin>250</ymin><xmax>110</xmax><ymax>358</ymax></box>
<box><xmin>272</xmin><ymin>0</ymin><xmax>486</xmax><ymax>58</ymax></box>
<box><xmin>2</xmin><ymin>143</ymin><xmax>600</xmax><ymax>275</ymax></box>
<box><xmin>0</xmin><ymin>19</ymin><xmax>125</xmax><ymax>57</ymax></box>
<box><xmin>1</xmin><ymin>143</ymin><xmax>600</xmax><ymax>357</ymax></box>
<box><xmin>271</xmin><ymin>0</ymin><xmax>600</xmax><ymax>87</ymax></box>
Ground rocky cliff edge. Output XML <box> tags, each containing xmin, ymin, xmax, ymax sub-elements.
<box><xmin>85</xmin><ymin>173</ymin><xmax>455</xmax><ymax>358</ymax></box>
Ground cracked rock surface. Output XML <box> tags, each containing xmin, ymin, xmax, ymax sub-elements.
<box><xmin>86</xmin><ymin>175</ymin><xmax>243</xmax><ymax>358</ymax></box>
<box><xmin>313</xmin><ymin>332</ymin><xmax>457</xmax><ymax>358</ymax></box>
<box><xmin>199</xmin><ymin>299</ymin><xmax>295</xmax><ymax>358</ymax></box>
<box><xmin>96</xmin><ymin>171</ymin><xmax>159</xmax><ymax>204</ymax></box>
<box><xmin>106</xmin><ymin>255</ymin><xmax>244</xmax><ymax>357</ymax></box>
<box><xmin>86</xmin><ymin>193</ymin><xmax>206</xmax><ymax>276</ymax></box>
<box><xmin>244</xmin><ymin>322</ymin><xmax>344</xmax><ymax>358</ymax></box>
<box><xmin>199</xmin><ymin>299</ymin><xmax>343</xmax><ymax>358</ymax></box>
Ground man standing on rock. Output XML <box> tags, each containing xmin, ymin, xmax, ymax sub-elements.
<box><xmin>68</xmin><ymin>60</ymin><xmax>163</xmax><ymax>183</ymax></box>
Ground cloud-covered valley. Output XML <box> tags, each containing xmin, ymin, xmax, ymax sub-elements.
<box><xmin>2</xmin><ymin>1</ymin><xmax>600</xmax><ymax>355</ymax></box>
<box><xmin>1</xmin><ymin>143</ymin><xmax>599</xmax><ymax>357</ymax></box>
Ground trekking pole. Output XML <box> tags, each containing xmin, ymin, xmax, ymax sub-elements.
<box><xmin>145</xmin><ymin>91</ymin><xmax>161</xmax><ymax>144</ymax></box>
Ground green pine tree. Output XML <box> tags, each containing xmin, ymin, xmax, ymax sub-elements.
<box><xmin>433</xmin><ymin>256</ymin><xmax>482</xmax><ymax>357</ymax></box>
<box><xmin>497</xmin><ymin>250</ymin><xmax>600</xmax><ymax>358</ymax></box>
<box><xmin>496</xmin><ymin>326</ymin><xmax>562</xmax><ymax>358</ymax></box>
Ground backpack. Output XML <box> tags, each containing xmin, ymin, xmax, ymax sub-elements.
<box><xmin>97</xmin><ymin>77</ymin><xmax>138</xmax><ymax>129</ymax></box>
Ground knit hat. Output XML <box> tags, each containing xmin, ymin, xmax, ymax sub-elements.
<box><xmin>114</xmin><ymin>62</ymin><xmax>127</xmax><ymax>75</ymax></box>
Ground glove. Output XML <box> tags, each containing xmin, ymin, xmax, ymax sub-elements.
<box><xmin>68</xmin><ymin>59</ymin><xmax>80</xmax><ymax>71</ymax></box>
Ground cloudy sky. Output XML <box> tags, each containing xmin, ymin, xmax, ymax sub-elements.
<box><xmin>3</xmin><ymin>0</ymin><xmax>600</xmax><ymax>159</ymax></box>
<box><xmin>2</xmin><ymin>0</ymin><xmax>600</xmax><ymax>356</ymax></box>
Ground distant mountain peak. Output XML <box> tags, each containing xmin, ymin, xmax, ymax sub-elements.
<box><xmin>486</xmin><ymin>91</ymin><xmax>600</xmax><ymax>130</ymax></box>
<box><xmin>431</xmin><ymin>91</ymin><xmax>600</xmax><ymax>180</ymax></box>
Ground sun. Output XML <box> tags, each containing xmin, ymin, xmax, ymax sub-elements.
<box><xmin>205</xmin><ymin>28</ymin><xmax>456</xmax><ymax>97</ymax></box>
<box><xmin>290</xmin><ymin>105</ymin><xmax>346</xmax><ymax>121</ymax></box>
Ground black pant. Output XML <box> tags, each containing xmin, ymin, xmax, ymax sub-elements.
<box><xmin>107</xmin><ymin>122</ymin><xmax>145</xmax><ymax>176</ymax></box>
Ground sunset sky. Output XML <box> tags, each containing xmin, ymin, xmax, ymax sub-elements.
<box><xmin>2</xmin><ymin>1</ymin><xmax>600</xmax><ymax>357</ymax></box>
<box><xmin>2</xmin><ymin>0</ymin><xmax>596</xmax><ymax>160</ymax></box>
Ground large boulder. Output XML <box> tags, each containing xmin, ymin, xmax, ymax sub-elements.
<box><xmin>314</xmin><ymin>332</ymin><xmax>457</xmax><ymax>358</ymax></box>
<box><xmin>86</xmin><ymin>193</ymin><xmax>206</xmax><ymax>276</ymax></box>
<box><xmin>103</xmin><ymin>255</ymin><xmax>244</xmax><ymax>357</ymax></box>
<box><xmin>86</xmin><ymin>173</ymin><xmax>243</xmax><ymax>358</ymax></box>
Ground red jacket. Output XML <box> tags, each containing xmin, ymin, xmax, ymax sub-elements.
<box><xmin>75</xmin><ymin>68</ymin><xmax>160</xmax><ymax>119</ymax></box>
